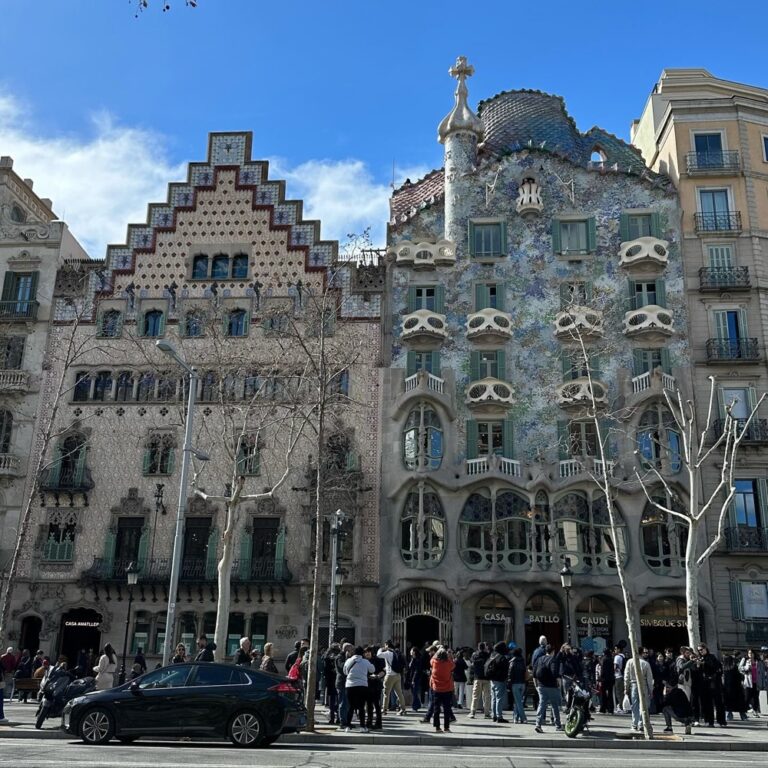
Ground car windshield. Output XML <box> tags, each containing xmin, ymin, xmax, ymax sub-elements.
<box><xmin>137</xmin><ymin>666</ymin><xmax>191</xmax><ymax>689</ymax></box>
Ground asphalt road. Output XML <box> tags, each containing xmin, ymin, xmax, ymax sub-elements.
<box><xmin>0</xmin><ymin>740</ymin><xmax>763</xmax><ymax>768</ymax></box>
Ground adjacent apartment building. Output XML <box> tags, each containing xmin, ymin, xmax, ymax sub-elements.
<box><xmin>380</xmin><ymin>58</ymin><xmax>696</xmax><ymax>656</ymax></box>
<box><xmin>633</xmin><ymin>69</ymin><xmax>768</xmax><ymax>650</ymax></box>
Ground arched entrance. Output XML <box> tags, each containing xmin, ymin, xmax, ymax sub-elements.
<box><xmin>59</xmin><ymin>608</ymin><xmax>102</xmax><ymax>666</ymax></box>
<box><xmin>524</xmin><ymin>592</ymin><xmax>563</xmax><ymax>657</ymax></box>
<box><xmin>475</xmin><ymin>592</ymin><xmax>514</xmax><ymax>646</ymax></box>
<box><xmin>392</xmin><ymin>589</ymin><xmax>452</xmax><ymax>650</ymax></box>
<box><xmin>640</xmin><ymin>597</ymin><xmax>688</xmax><ymax>651</ymax></box>
<box><xmin>19</xmin><ymin>616</ymin><xmax>42</xmax><ymax>654</ymax></box>
<box><xmin>576</xmin><ymin>595</ymin><xmax>612</xmax><ymax>654</ymax></box>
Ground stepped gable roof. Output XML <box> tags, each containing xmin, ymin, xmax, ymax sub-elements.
<box><xmin>477</xmin><ymin>89</ymin><xmax>647</xmax><ymax>172</ymax></box>
<box><xmin>390</xmin><ymin>168</ymin><xmax>445</xmax><ymax>223</ymax></box>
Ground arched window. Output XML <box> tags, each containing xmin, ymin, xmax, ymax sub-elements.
<box><xmin>143</xmin><ymin>434</ymin><xmax>175</xmax><ymax>475</ymax></box>
<box><xmin>641</xmin><ymin>491</ymin><xmax>687</xmax><ymax>575</ymax></box>
<box><xmin>199</xmin><ymin>371</ymin><xmax>218</xmax><ymax>402</ymax></box>
<box><xmin>115</xmin><ymin>371</ymin><xmax>134</xmax><ymax>402</ymax></box>
<box><xmin>58</xmin><ymin>434</ymin><xmax>88</xmax><ymax>488</ymax></box>
<box><xmin>0</xmin><ymin>409</ymin><xmax>13</xmax><ymax>453</ymax></box>
<box><xmin>10</xmin><ymin>205</ymin><xmax>26</xmax><ymax>223</ymax></box>
<box><xmin>92</xmin><ymin>371</ymin><xmax>112</xmax><ymax>401</ymax></box>
<box><xmin>590</xmin><ymin>148</ymin><xmax>607</xmax><ymax>164</ymax></box>
<box><xmin>211</xmin><ymin>253</ymin><xmax>229</xmax><ymax>279</ymax></box>
<box><xmin>638</xmin><ymin>406</ymin><xmax>681</xmax><ymax>473</ymax></box>
<box><xmin>236</xmin><ymin>434</ymin><xmax>260</xmax><ymax>476</ymax></box>
<box><xmin>403</xmin><ymin>403</ymin><xmax>443</xmax><ymax>470</ymax></box>
<box><xmin>400</xmin><ymin>484</ymin><xmax>445</xmax><ymax>568</ymax></box>
<box><xmin>156</xmin><ymin>374</ymin><xmax>177</xmax><ymax>402</ymax></box>
<box><xmin>142</xmin><ymin>310</ymin><xmax>164</xmax><ymax>338</ymax></box>
<box><xmin>73</xmin><ymin>371</ymin><xmax>91</xmax><ymax>402</ymax></box>
<box><xmin>192</xmin><ymin>254</ymin><xmax>209</xmax><ymax>280</ymax></box>
<box><xmin>227</xmin><ymin>309</ymin><xmax>248</xmax><ymax>337</ymax></box>
<box><xmin>232</xmin><ymin>253</ymin><xmax>249</xmax><ymax>279</ymax></box>
<box><xmin>185</xmin><ymin>311</ymin><xmax>205</xmax><ymax>338</ymax></box>
<box><xmin>136</xmin><ymin>372</ymin><xmax>155</xmax><ymax>402</ymax></box>
<box><xmin>552</xmin><ymin>491</ymin><xmax>625</xmax><ymax>574</ymax></box>
<box><xmin>533</xmin><ymin>490</ymin><xmax>552</xmax><ymax>569</ymax></box>
<box><xmin>495</xmin><ymin>490</ymin><xmax>533</xmax><ymax>570</ymax></box>
<box><xmin>99</xmin><ymin>310</ymin><xmax>123</xmax><ymax>338</ymax></box>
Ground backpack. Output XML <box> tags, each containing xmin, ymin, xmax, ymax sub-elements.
<box><xmin>390</xmin><ymin>650</ymin><xmax>405</xmax><ymax>674</ymax></box>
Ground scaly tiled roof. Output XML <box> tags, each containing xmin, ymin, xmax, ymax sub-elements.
<box><xmin>390</xmin><ymin>168</ymin><xmax>445</xmax><ymax>223</ymax></box>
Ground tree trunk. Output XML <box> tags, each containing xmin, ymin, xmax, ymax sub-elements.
<box><xmin>685</xmin><ymin>520</ymin><xmax>701</xmax><ymax>649</ymax></box>
<box><xmin>214</xmin><ymin>519</ymin><xmax>236</xmax><ymax>660</ymax></box>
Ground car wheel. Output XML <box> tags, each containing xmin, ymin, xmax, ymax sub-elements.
<box><xmin>117</xmin><ymin>736</ymin><xmax>137</xmax><ymax>744</ymax></box>
<box><xmin>79</xmin><ymin>707</ymin><xmax>115</xmax><ymax>745</ymax></box>
<box><xmin>228</xmin><ymin>711</ymin><xmax>265</xmax><ymax>747</ymax></box>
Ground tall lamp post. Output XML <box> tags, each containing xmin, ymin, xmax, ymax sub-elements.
<box><xmin>155</xmin><ymin>340</ymin><xmax>209</xmax><ymax>666</ymax></box>
<box><xmin>328</xmin><ymin>509</ymin><xmax>344</xmax><ymax>644</ymax></box>
<box><xmin>560</xmin><ymin>559</ymin><xmax>574</xmax><ymax>646</ymax></box>
<box><xmin>119</xmin><ymin>561</ymin><xmax>139</xmax><ymax>685</ymax></box>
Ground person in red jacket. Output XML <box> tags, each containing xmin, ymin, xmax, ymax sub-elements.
<box><xmin>430</xmin><ymin>647</ymin><xmax>455</xmax><ymax>733</ymax></box>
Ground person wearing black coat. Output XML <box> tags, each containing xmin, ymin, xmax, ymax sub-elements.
<box><xmin>506</xmin><ymin>647</ymin><xmax>528</xmax><ymax>723</ymax></box>
<box><xmin>323</xmin><ymin>644</ymin><xmax>340</xmax><ymax>724</ymax></box>
<box><xmin>599</xmin><ymin>649</ymin><xmax>615</xmax><ymax>714</ymax></box>
<box><xmin>407</xmin><ymin>647</ymin><xmax>424</xmax><ymax>711</ymax></box>
<box><xmin>487</xmin><ymin>642</ymin><xmax>510</xmax><ymax>723</ymax></box>
<box><xmin>468</xmin><ymin>643</ymin><xmax>491</xmax><ymax>718</ymax></box>
<box><xmin>696</xmin><ymin>644</ymin><xmax>726</xmax><ymax>727</ymax></box>
<box><xmin>722</xmin><ymin>655</ymin><xmax>748</xmax><ymax>721</ymax></box>
<box><xmin>662</xmin><ymin>680</ymin><xmax>693</xmax><ymax>734</ymax></box>
<box><xmin>14</xmin><ymin>651</ymin><xmax>33</xmax><ymax>703</ymax></box>
<box><xmin>194</xmin><ymin>635</ymin><xmax>216</xmax><ymax>662</ymax></box>
<box><xmin>364</xmin><ymin>646</ymin><xmax>385</xmax><ymax>730</ymax></box>
<box><xmin>233</xmin><ymin>638</ymin><xmax>252</xmax><ymax>667</ymax></box>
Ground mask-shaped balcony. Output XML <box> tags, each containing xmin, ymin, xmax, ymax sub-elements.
<box><xmin>618</xmin><ymin>236</ymin><xmax>669</xmax><ymax>272</ymax></box>
<box><xmin>465</xmin><ymin>377</ymin><xmax>515</xmax><ymax>415</ymax></box>
<box><xmin>515</xmin><ymin>179</ymin><xmax>543</xmax><ymax>216</ymax></box>
<box><xmin>401</xmin><ymin>309</ymin><xmax>448</xmax><ymax>342</ymax></box>
<box><xmin>623</xmin><ymin>305</ymin><xmax>674</xmax><ymax>340</ymax></box>
<box><xmin>389</xmin><ymin>240</ymin><xmax>456</xmax><ymax>269</ymax></box>
<box><xmin>466</xmin><ymin>308</ymin><xmax>513</xmax><ymax>343</ymax></box>
<box><xmin>556</xmin><ymin>378</ymin><xmax>608</xmax><ymax>411</ymax></box>
<box><xmin>553</xmin><ymin>306</ymin><xmax>604</xmax><ymax>341</ymax></box>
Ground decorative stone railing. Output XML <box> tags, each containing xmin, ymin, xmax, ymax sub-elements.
<box><xmin>0</xmin><ymin>453</ymin><xmax>21</xmax><ymax>478</ymax></box>
<box><xmin>515</xmin><ymin>180</ymin><xmax>543</xmax><ymax>215</ymax></box>
<box><xmin>553</xmin><ymin>306</ymin><xmax>604</xmax><ymax>340</ymax></box>
<box><xmin>618</xmin><ymin>236</ymin><xmax>669</xmax><ymax>271</ymax></box>
<box><xmin>559</xmin><ymin>457</ymin><xmax>615</xmax><ymax>480</ymax></box>
<box><xmin>466</xmin><ymin>454</ymin><xmax>522</xmax><ymax>478</ymax></box>
<box><xmin>556</xmin><ymin>378</ymin><xmax>608</xmax><ymax>409</ymax></box>
<box><xmin>631</xmin><ymin>369</ymin><xmax>676</xmax><ymax>395</ymax></box>
<box><xmin>465</xmin><ymin>308</ymin><xmax>513</xmax><ymax>342</ymax></box>
<box><xmin>465</xmin><ymin>377</ymin><xmax>515</xmax><ymax>408</ymax></box>
<box><xmin>622</xmin><ymin>305</ymin><xmax>674</xmax><ymax>339</ymax></box>
<box><xmin>389</xmin><ymin>240</ymin><xmax>456</xmax><ymax>269</ymax></box>
<box><xmin>404</xmin><ymin>371</ymin><xmax>445</xmax><ymax>395</ymax></box>
<box><xmin>0</xmin><ymin>370</ymin><xmax>30</xmax><ymax>391</ymax></box>
<box><xmin>401</xmin><ymin>309</ymin><xmax>448</xmax><ymax>341</ymax></box>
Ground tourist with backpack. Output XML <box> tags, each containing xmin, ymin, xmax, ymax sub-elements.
<box><xmin>378</xmin><ymin>640</ymin><xmax>407</xmax><ymax>715</ymax></box>
<box><xmin>485</xmin><ymin>641</ymin><xmax>510</xmax><ymax>723</ymax></box>
<box><xmin>468</xmin><ymin>642</ymin><xmax>491</xmax><ymax>718</ymax></box>
<box><xmin>533</xmin><ymin>644</ymin><xmax>563</xmax><ymax>733</ymax></box>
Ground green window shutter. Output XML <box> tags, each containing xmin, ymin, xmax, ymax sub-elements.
<box><xmin>660</xmin><ymin>348</ymin><xmax>671</xmax><ymax>374</ymax></box>
<box><xmin>157</xmin><ymin>312</ymin><xmax>165</xmax><ymax>336</ymax></box>
<box><xmin>1</xmin><ymin>273</ymin><xmax>14</xmax><ymax>302</ymax></box>
<box><xmin>562</xmin><ymin>351</ymin><xmax>574</xmax><ymax>379</ymax></box>
<box><xmin>467</xmin><ymin>222</ymin><xmax>476</xmax><ymax>256</ymax></box>
<box><xmin>627</xmin><ymin>279</ymin><xmax>637</xmax><ymax>309</ymax></box>
<box><xmin>275</xmin><ymin>526</ymin><xmax>286</xmax><ymax>579</ymax></box>
<box><xmin>139</xmin><ymin>313</ymin><xmax>146</xmax><ymax>337</ymax></box>
<box><xmin>729</xmin><ymin>581</ymin><xmax>744</xmax><ymax>621</ymax></box>
<box><xmin>500</xmin><ymin>221</ymin><xmax>508</xmax><ymax>255</ymax></box>
<box><xmin>223</xmin><ymin>313</ymin><xmax>231</xmax><ymax>336</ymax></box>
<box><xmin>496</xmin><ymin>349</ymin><xmax>506</xmax><ymax>379</ymax></box>
<box><xmin>103</xmin><ymin>529</ymin><xmax>116</xmax><ymax>572</ymax></box>
<box><xmin>137</xmin><ymin>526</ymin><xmax>149</xmax><ymax>571</ymax></box>
<box><xmin>585</xmin><ymin>281</ymin><xmax>594</xmax><ymax>303</ymax></box>
<box><xmin>598</xmin><ymin>418</ymin><xmax>611</xmax><ymax>458</ymax></box>
<box><xmin>619</xmin><ymin>213</ymin><xmax>630</xmax><ymax>242</ymax></box>
<box><xmin>502</xmin><ymin>417</ymin><xmax>515</xmax><ymax>459</ymax></box>
<box><xmin>559</xmin><ymin>283</ymin><xmax>571</xmax><ymax>309</ymax></box>
<box><xmin>466</xmin><ymin>420</ymin><xmax>479</xmax><ymax>460</ymax></box>
<box><xmin>47</xmin><ymin>446</ymin><xmax>63</xmax><ymax>486</ymax></box>
<box><xmin>239</xmin><ymin>530</ymin><xmax>253</xmax><ymax>580</ymax></box>
<box><xmin>650</xmin><ymin>212</ymin><xmax>662</xmax><ymax>238</ymax></box>
<box><xmin>74</xmin><ymin>445</ymin><xmax>87</xmax><ymax>486</ymax></box>
<box><xmin>470</xmin><ymin>351</ymin><xmax>480</xmax><ymax>381</ymax></box>
<box><xmin>557</xmin><ymin>420</ymin><xmax>569</xmax><ymax>460</ymax></box>
<box><xmin>591</xmin><ymin>354</ymin><xmax>602</xmax><ymax>380</ymax></box>
<box><xmin>142</xmin><ymin>447</ymin><xmax>152</xmax><ymax>475</ymax></box>
<box><xmin>243</xmin><ymin>312</ymin><xmax>250</xmax><ymax>336</ymax></box>
<box><xmin>406</xmin><ymin>351</ymin><xmax>417</xmax><ymax>377</ymax></box>
<box><xmin>633</xmin><ymin>349</ymin><xmax>645</xmax><ymax>376</ymax></box>
<box><xmin>96</xmin><ymin>313</ymin><xmax>105</xmax><ymax>336</ymax></box>
<box><xmin>346</xmin><ymin>451</ymin><xmax>359</xmax><ymax>471</ymax></box>
<box><xmin>587</xmin><ymin>217</ymin><xmax>597</xmax><ymax>252</ymax></box>
<box><xmin>757</xmin><ymin>479</ymin><xmax>768</xmax><ymax>523</ymax></box>
<box><xmin>496</xmin><ymin>284</ymin><xmax>506</xmax><ymax>311</ymax></box>
<box><xmin>407</xmin><ymin>286</ymin><xmax>418</xmax><ymax>313</ymax></box>
<box><xmin>474</xmin><ymin>283</ymin><xmax>487</xmax><ymax>310</ymax></box>
<box><xmin>29</xmin><ymin>271</ymin><xmax>39</xmax><ymax>299</ymax></box>
<box><xmin>167</xmin><ymin>447</ymin><xmax>175</xmax><ymax>474</ymax></box>
<box><xmin>434</xmin><ymin>285</ymin><xmax>445</xmax><ymax>313</ymax></box>
<box><xmin>655</xmin><ymin>279</ymin><xmax>666</xmax><ymax>307</ymax></box>
<box><xmin>205</xmin><ymin>526</ymin><xmax>219</xmax><ymax>580</ymax></box>
<box><xmin>551</xmin><ymin>220</ymin><xmax>562</xmax><ymax>255</ymax></box>
<box><xmin>430</xmin><ymin>350</ymin><xmax>441</xmax><ymax>375</ymax></box>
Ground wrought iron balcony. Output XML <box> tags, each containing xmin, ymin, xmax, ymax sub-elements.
<box><xmin>706</xmin><ymin>338</ymin><xmax>759</xmax><ymax>362</ymax></box>
<box><xmin>725</xmin><ymin>526</ymin><xmax>768</xmax><ymax>552</ymax></box>
<box><xmin>0</xmin><ymin>370</ymin><xmax>30</xmax><ymax>392</ymax></box>
<box><xmin>40</xmin><ymin>466</ymin><xmax>94</xmax><ymax>493</ymax></box>
<box><xmin>694</xmin><ymin>211</ymin><xmax>742</xmax><ymax>233</ymax></box>
<box><xmin>232</xmin><ymin>557</ymin><xmax>292</xmax><ymax>584</ymax></box>
<box><xmin>686</xmin><ymin>150</ymin><xmax>740</xmax><ymax>174</ymax></box>
<box><xmin>713</xmin><ymin>418</ymin><xmax>768</xmax><ymax>444</ymax></box>
<box><xmin>699</xmin><ymin>266</ymin><xmax>750</xmax><ymax>291</ymax></box>
<box><xmin>0</xmin><ymin>300</ymin><xmax>39</xmax><ymax>322</ymax></box>
<box><xmin>83</xmin><ymin>557</ymin><xmax>157</xmax><ymax>582</ymax></box>
<box><xmin>0</xmin><ymin>453</ymin><xmax>21</xmax><ymax>478</ymax></box>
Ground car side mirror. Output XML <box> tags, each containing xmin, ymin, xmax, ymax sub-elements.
<box><xmin>129</xmin><ymin>681</ymin><xmax>142</xmax><ymax>695</ymax></box>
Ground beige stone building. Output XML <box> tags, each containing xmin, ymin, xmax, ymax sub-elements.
<box><xmin>633</xmin><ymin>69</ymin><xmax>768</xmax><ymax>649</ymax></box>
<box><xmin>0</xmin><ymin>157</ymin><xmax>88</xmax><ymax>599</ymax></box>
<box><xmin>4</xmin><ymin>133</ymin><xmax>383</xmax><ymax>664</ymax></box>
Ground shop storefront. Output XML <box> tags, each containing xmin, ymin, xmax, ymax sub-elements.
<box><xmin>576</xmin><ymin>596</ymin><xmax>612</xmax><ymax>654</ymax></box>
<box><xmin>524</xmin><ymin>593</ymin><xmax>563</xmax><ymax>656</ymax></box>
<box><xmin>475</xmin><ymin>592</ymin><xmax>514</xmax><ymax>647</ymax></box>
<box><xmin>640</xmin><ymin>597</ymin><xmax>688</xmax><ymax>651</ymax></box>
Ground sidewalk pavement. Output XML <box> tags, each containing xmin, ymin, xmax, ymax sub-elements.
<box><xmin>2</xmin><ymin>700</ymin><xmax>768</xmax><ymax>750</ymax></box>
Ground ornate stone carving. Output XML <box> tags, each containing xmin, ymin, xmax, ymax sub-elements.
<box><xmin>466</xmin><ymin>308</ymin><xmax>513</xmax><ymax>342</ymax></box>
<box><xmin>388</xmin><ymin>240</ymin><xmax>456</xmax><ymax>268</ymax></box>
<box><xmin>465</xmin><ymin>377</ymin><xmax>515</xmax><ymax>411</ymax></box>
<box><xmin>401</xmin><ymin>309</ymin><xmax>448</xmax><ymax>341</ymax></box>
<box><xmin>515</xmin><ymin>178</ymin><xmax>543</xmax><ymax>215</ymax></box>
<box><xmin>618</xmin><ymin>236</ymin><xmax>669</xmax><ymax>271</ymax></box>
<box><xmin>623</xmin><ymin>305</ymin><xmax>674</xmax><ymax>339</ymax></box>
<box><xmin>553</xmin><ymin>307</ymin><xmax>604</xmax><ymax>339</ymax></box>
<box><xmin>556</xmin><ymin>378</ymin><xmax>608</xmax><ymax>410</ymax></box>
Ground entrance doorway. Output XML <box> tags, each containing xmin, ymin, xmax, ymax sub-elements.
<box><xmin>524</xmin><ymin>593</ymin><xmax>563</xmax><ymax>659</ymax></box>
<box><xmin>406</xmin><ymin>615</ymin><xmax>440</xmax><ymax>651</ymax></box>
<box><xmin>640</xmin><ymin>597</ymin><xmax>689</xmax><ymax>652</ymax></box>
<box><xmin>19</xmin><ymin>616</ymin><xmax>42</xmax><ymax>654</ymax></box>
<box><xmin>475</xmin><ymin>592</ymin><xmax>514</xmax><ymax>646</ymax></box>
<box><xmin>59</xmin><ymin>608</ymin><xmax>102</xmax><ymax>666</ymax></box>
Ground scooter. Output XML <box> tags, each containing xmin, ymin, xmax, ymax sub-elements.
<box><xmin>563</xmin><ymin>675</ymin><xmax>593</xmax><ymax>738</ymax></box>
<box><xmin>35</xmin><ymin>670</ymin><xmax>95</xmax><ymax>729</ymax></box>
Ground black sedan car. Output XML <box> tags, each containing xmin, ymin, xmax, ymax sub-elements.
<box><xmin>62</xmin><ymin>662</ymin><xmax>306</xmax><ymax>747</ymax></box>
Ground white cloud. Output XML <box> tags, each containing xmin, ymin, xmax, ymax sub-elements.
<box><xmin>0</xmin><ymin>91</ymin><xmax>429</xmax><ymax>256</ymax></box>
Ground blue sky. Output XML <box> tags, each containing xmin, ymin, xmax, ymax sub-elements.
<box><xmin>1</xmin><ymin>0</ymin><xmax>765</xmax><ymax>254</ymax></box>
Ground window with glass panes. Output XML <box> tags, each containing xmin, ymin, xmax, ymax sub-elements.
<box><xmin>469</xmin><ymin>221</ymin><xmax>506</xmax><ymax>258</ymax></box>
<box><xmin>629</xmin><ymin>279</ymin><xmax>666</xmax><ymax>310</ymax></box>
<box><xmin>560</xmin><ymin>221</ymin><xmax>587</xmax><ymax>252</ymax></box>
<box><xmin>633</xmin><ymin>348</ymin><xmax>671</xmax><ymax>376</ymax></box>
<box><xmin>567</xmin><ymin>421</ymin><xmax>598</xmax><ymax>456</ymax></box>
<box><xmin>475</xmin><ymin>283</ymin><xmax>504</xmax><ymax>310</ymax></box>
<box><xmin>0</xmin><ymin>336</ymin><xmax>24</xmax><ymax>369</ymax></box>
<box><xmin>734</xmin><ymin>480</ymin><xmax>762</xmax><ymax>528</ymax></box>
<box><xmin>406</xmin><ymin>350</ymin><xmax>440</xmax><ymax>377</ymax></box>
<box><xmin>708</xmin><ymin>245</ymin><xmax>733</xmax><ymax>269</ymax></box>
<box><xmin>477</xmin><ymin>422</ymin><xmax>503</xmax><ymax>456</ymax></box>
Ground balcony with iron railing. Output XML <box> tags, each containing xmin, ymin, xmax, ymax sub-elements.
<box><xmin>694</xmin><ymin>211</ymin><xmax>742</xmax><ymax>233</ymax></box>
<box><xmin>0</xmin><ymin>453</ymin><xmax>21</xmax><ymax>478</ymax></box>
<box><xmin>705</xmin><ymin>338</ymin><xmax>759</xmax><ymax>362</ymax></box>
<box><xmin>40</xmin><ymin>465</ymin><xmax>94</xmax><ymax>493</ymax></box>
<box><xmin>686</xmin><ymin>150</ymin><xmax>740</xmax><ymax>174</ymax></box>
<box><xmin>713</xmin><ymin>418</ymin><xmax>768</xmax><ymax>444</ymax></box>
<box><xmin>699</xmin><ymin>266</ymin><xmax>751</xmax><ymax>291</ymax></box>
<box><xmin>0</xmin><ymin>300</ymin><xmax>39</xmax><ymax>322</ymax></box>
<box><xmin>725</xmin><ymin>526</ymin><xmax>768</xmax><ymax>552</ymax></box>
<box><xmin>0</xmin><ymin>369</ymin><xmax>30</xmax><ymax>392</ymax></box>
<box><xmin>232</xmin><ymin>556</ymin><xmax>292</xmax><ymax>584</ymax></box>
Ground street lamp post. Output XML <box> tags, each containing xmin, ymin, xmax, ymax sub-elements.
<box><xmin>155</xmin><ymin>340</ymin><xmax>208</xmax><ymax>666</ymax></box>
<box><xmin>328</xmin><ymin>509</ymin><xmax>344</xmax><ymax>644</ymax></box>
<box><xmin>119</xmin><ymin>561</ymin><xmax>139</xmax><ymax>685</ymax></box>
<box><xmin>560</xmin><ymin>559</ymin><xmax>574</xmax><ymax>646</ymax></box>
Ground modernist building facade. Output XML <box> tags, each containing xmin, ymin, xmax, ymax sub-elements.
<box><xmin>633</xmin><ymin>69</ymin><xmax>768</xmax><ymax>650</ymax></box>
<box><xmin>380</xmin><ymin>59</ymin><xmax>696</xmax><ymax>656</ymax></box>
<box><xmin>0</xmin><ymin>158</ymin><xmax>89</xmax><ymax>592</ymax></box>
<box><xmin>3</xmin><ymin>134</ymin><xmax>383</xmax><ymax>664</ymax></box>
